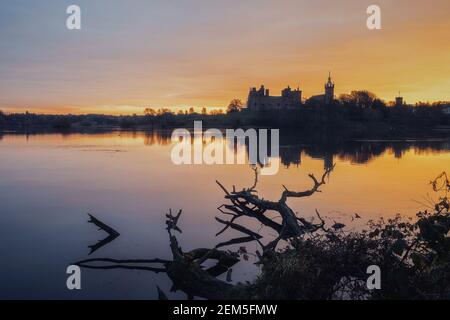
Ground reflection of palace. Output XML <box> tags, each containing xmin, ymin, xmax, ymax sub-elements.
<box><xmin>246</xmin><ymin>136</ymin><xmax>450</xmax><ymax>169</ymax></box>
<box><xmin>2</xmin><ymin>131</ymin><xmax>449</xmax><ymax>169</ymax></box>
<box><xmin>136</xmin><ymin>130</ymin><xmax>450</xmax><ymax>169</ymax></box>
<box><xmin>279</xmin><ymin>146</ymin><xmax>335</xmax><ymax>170</ymax></box>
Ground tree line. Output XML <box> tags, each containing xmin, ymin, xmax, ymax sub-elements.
<box><xmin>0</xmin><ymin>91</ymin><xmax>448</xmax><ymax>135</ymax></box>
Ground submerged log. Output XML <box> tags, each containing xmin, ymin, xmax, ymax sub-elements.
<box><xmin>87</xmin><ymin>214</ymin><xmax>120</xmax><ymax>254</ymax></box>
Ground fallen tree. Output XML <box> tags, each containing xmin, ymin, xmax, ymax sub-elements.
<box><xmin>75</xmin><ymin>168</ymin><xmax>450</xmax><ymax>300</ymax></box>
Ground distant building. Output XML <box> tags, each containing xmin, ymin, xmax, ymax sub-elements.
<box><xmin>324</xmin><ymin>72</ymin><xmax>335</xmax><ymax>105</ymax></box>
<box><xmin>247</xmin><ymin>85</ymin><xmax>302</xmax><ymax>111</ymax></box>
<box><xmin>306</xmin><ymin>73</ymin><xmax>335</xmax><ymax>105</ymax></box>
<box><xmin>395</xmin><ymin>94</ymin><xmax>404</xmax><ymax>107</ymax></box>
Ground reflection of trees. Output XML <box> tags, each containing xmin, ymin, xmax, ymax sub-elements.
<box><xmin>142</xmin><ymin>130</ymin><xmax>172</xmax><ymax>146</ymax></box>
<box><xmin>156</xmin><ymin>128</ymin><xmax>450</xmax><ymax>168</ymax></box>
<box><xmin>2</xmin><ymin>130</ymin><xmax>449</xmax><ymax>167</ymax></box>
<box><xmin>280</xmin><ymin>147</ymin><xmax>301</xmax><ymax>167</ymax></box>
<box><xmin>307</xmin><ymin>140</ymin><xmax>450</xmax><ymax>167</ymax></box>
<box><xmin>240</xmin><ymin>134</ymin><xmax>450</xmax><ymax>169</ymax></box>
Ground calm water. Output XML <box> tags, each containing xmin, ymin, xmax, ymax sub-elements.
<box><xmin>1</xmin><ymin>131</ymin><xmax>449</xmax><ymax>299</ymax></box>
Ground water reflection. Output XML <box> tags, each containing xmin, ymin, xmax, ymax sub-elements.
<box><xmin>1</xmin><ymin>130</ymin><xmax>449</xmax><ymax>299</ymax></box>
<box><xmin>86</xmin><ymin>214</ymin><xmax>120</xmax><ymax>255</ymax></box>
<box><xmin>133</xmin><ymin>131</ymin><xmax>450</xmax><ymax>169</ymax></box>
<box><xmin>2</xmin><ymin>130</ymin><xmax>450</xmax><ymax>170</ymax></box>
<box><xmin>280</xmin><ymin>139</ymin><xmax>450</xmax><ymax>169</ymax></box>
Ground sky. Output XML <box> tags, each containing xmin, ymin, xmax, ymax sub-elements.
<box><xmin>0</xmin><ymin>0</ymin><xmax>449</xmax><ymax>115</ymax></box>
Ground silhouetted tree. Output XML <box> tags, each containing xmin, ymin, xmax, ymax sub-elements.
<box><xmin>157</xmin><ymin>108</ymin><xmax>173</xmax><ymax>116</ymax></box>
<box><xmin>338</xmin><ymin>94</ymin><xmax>354</xmax><ymax>105</ymax></box>
<box><xmin>0</xmin><ymin>110</ymin><xmax>4</xmax><ymax>127</ymax></box>
<box><xmin>211</xmin><ymin>109</ymin><xmax>224</xmax><ymax>116</ymax></box>
<box><xmin>227</xmin><ymin>99</ymin><xmax>243</xmax><ymax>114</ymax></box>
<box><xmin>372</xmin><ymin>98</ymin><xmax>387</xmax><ymax>110</ymax></box>
<box><xmin>144</xmin><ymin>108</ymin><xmax>157</xmax><ymax>117</ymax></box>
<box><xmin>350</xmin><ymin>90</ymin><xmax>377</xmax><ymax>108</ymax></box>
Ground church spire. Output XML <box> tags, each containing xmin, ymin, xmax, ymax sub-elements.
<box><xmin>324</xmin><ymin>71</ymin><xmax>335</xmax><ymax>105</ymax></box>
<box><xmin>327</xmin><ymin>71</ymin><xmax>333</xmax><ymax>85</ymax></box>
<box><xmin>325</xmin><ymin>71</ymin><xmax>334</xmax><ymax>88</ymax></box>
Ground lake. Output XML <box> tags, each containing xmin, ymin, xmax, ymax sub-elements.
<box><xmin>0</xmin><ymin>131</ymin><xmax>449</xmax><ymax>299</ymax></box>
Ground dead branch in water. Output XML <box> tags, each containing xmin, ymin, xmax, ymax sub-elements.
<box><xmin>76</xmin><ymin>166</ymin><xmax>337</xmax><ymax>299</ymax></box>
<box><xmin>76</xmin><ymin>258</ymin><xmax>167</xmax><ymax>273</ymax></box>
<box><xmin>74</xmin><ymin>168</ymin><xmax>450</xmax><ymax>300</ymax></box>
<box><xmin>87</xmin><ymin>214</ymin><xmax>120</xmax><ymax>254</ymax></box>
<box><xmin>75</xmin><ymin>209</ymin><xmax>240</xmax><ymax>300</ymax></box>
<box><xmin>215</xmin><ymin>165</ymin><xmax>335</xmax><ymax>246</ymax></box>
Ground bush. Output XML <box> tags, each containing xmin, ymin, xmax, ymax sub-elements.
<box><xmin>253</xmin><ymin>173</ymin><xmax>450</xmax><ymax>299</ymax></box>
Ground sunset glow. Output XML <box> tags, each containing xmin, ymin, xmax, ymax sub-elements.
<box><xmin>1</xmin><ymin>0</ymin><xmax>449</xmax><ymax>115</ymax></box>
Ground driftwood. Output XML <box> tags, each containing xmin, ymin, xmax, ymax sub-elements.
<box><xmin>87</xmin><ymin>214</ymin><xmax>120</xmax><ymax>255</ymax></box>
<box><xmin>215</xmin><ymin>164</ymin><xmax>334</xmax><ymax>245</ymax></box>
<box><xmin>75</xmin><ymin>166</ymin><xmax>335</xmax><ymax>299</ymax></box>
<box><xmin>75</xmin><ymin>210</ymin><xmax>240</xmax><ymax>299</ymax></box>
<box><xmin>76</xmin><ymin>257</ymin><xmax>167</xmax><ymax>273</ymax></box>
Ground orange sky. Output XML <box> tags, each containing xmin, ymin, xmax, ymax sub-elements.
<box><xmin>0</xmin><ymin>0</ymin><xmax>449</xmax><ymax>115</ymax></box>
